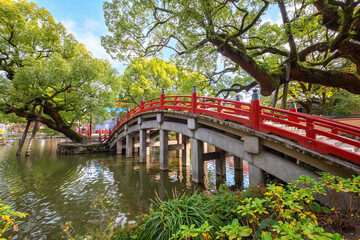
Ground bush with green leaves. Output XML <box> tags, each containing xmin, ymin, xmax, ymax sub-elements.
<box><xmin>0</xmin><ymin>199</ymin><xmax>27</xmax><ymax>239</ymax></box>
<box><xmin>136</xmin><ymin>193</ymin><xmax>223</xmax><ymax>240</ymax></box>
<box><xmin>93</xmin><ymin>174</ymin><xmax>360</xmax><ymax>239</ymax></box>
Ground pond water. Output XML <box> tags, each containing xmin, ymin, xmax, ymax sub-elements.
<box><xmin>0</xmin><ymin>139</ymin><xmax>248</xmax><ymax>239</ymax></box>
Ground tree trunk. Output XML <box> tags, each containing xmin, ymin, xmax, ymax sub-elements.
<box><xmin>26</xmin><ymin>100</ymin><xmax>45</xmax><ymax>157</ymax></box>
<box><xmin>272</xmin><ymin>87</ymin><xmax>279</xmax><ymax>108</ymax></box>
<box><xmin>281</xmin><ymin>82</ymin><xmax>289</xmax><ymax>109</ymax></box>
<box><xmin>298</xmin><ymin>102</ymin><xmax>311</xmax><ymax>114</ymax></box>
<box><xmin>322</xmin><ymin>92</ymin><xmax>327</xmax><ymax>115</ymax></box>
<box><xmin>16</xmin><ymin>120</ymin><xmax>31</xmax><ymax>156</ymax></box>
<box><xmin>5</xmin><ymin>101</ymin><xmax>84</xmax><ymax>143</ymax></box>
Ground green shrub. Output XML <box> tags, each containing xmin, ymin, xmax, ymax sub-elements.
<box><xmin>136</xmin><ymin>193</ymin><xmax>223</xmax><ymax>240</ymax></box>
<box><xmin>209</xmin><ymin>185</ymin><xmax>242</xmax><ymax>224</ymax></box>
<box><xmin>90</xmin><ymin>174</ymin><xmax>360</xmax><ymax>239</ymax></box>
<box><xmin>0</xmin><ymin>199</ymin><xmax>27</xmax><ymax>239</ymax></box>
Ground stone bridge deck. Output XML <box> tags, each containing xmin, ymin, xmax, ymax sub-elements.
<box><xmin>103</xmin><ymin>91</ymin><xmax>359</xmax><ymax>186</ymax></box>
<box><xmin>106</xmin><ymin>109</ymin><xmax>360</xmax><ymax>186</ymax></box>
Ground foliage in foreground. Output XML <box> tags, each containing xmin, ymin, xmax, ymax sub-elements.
<box><xmin>0</xmin><ymin>199</ymin><xmax>27</xmax><ymax>239</ymax></box>
<box><xmin>0</xmin><ymin>129</ymin><xmax>6</xmax><ymax>144</ymax></box>
<box><xmin>61</xmin><ymin>173</ymin><xmax>359</xmax><ymax>239</ymax></box>
<box><xmin>136</xmin><ymin>192</ymin><xmax>223</xmax><ymax>240</ymax></box>
<box><xmin>111</xmin><ymin>173</ymin><xmax>360</xmax><ymax>240</ymax></box>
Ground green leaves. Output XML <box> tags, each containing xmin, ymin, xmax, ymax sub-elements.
<box><xmin>112</xmin><ymin>174</ymin><xmax>357</xmax><ymax>240</ymax></box>
<box><xmin>0</xmin><ymin>199</ymin><xmax>27</xmax><ymax>238</ymax></box>
<box><xmin>118</xmin><ymin>58</ymin><xmax>209</xmax><ymax>106</ymax></box>
<box><xmin>138</xmin><ymin>193</ymin><xmax>222</xmax><ymax>240</ymax></box>
<box><xmin>102</xmin><ymin>0</ymin><xmax>360</xmax><ymax>97</ymax></box>
<box><xmin>171</xmin><ymin>221</ymin><xmax>214</xmax><ymax>239</ymax></box>
<box><xmin>0</xmin><ymin>0</ymin><xmax>120</xmax><ymax>141</ymax></box>
<box><xmin>218</xmin><ymin>219</ymin><xmax>252</xmax><ymax>240</ymax></box>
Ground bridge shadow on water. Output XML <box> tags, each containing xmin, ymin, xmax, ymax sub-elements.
<box><xmin>108</xmin><ymin>149</ymin><xmax>250</xmax><ymax>210</ymax></box>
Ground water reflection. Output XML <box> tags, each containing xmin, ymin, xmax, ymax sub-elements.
<box><xmin>0</xmin><ymin>139</ymin><xmax>248</xmax><ymax>239</ymax></box>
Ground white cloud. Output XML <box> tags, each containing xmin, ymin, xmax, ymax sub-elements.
<box><xmin>58</xmin><ymin>17</ymin><xmax>125</xmax><ymax>73</ymax></box>
<box><xmin>262</xmin><ymin>14</ymin><xmax>283</xmax><ymax>25</ymax></box>
<box><xmin>262</xmin><ymin>6</ymin><xmax>283</xmax><ymax>25</ymax></box>
<box><xmin>60</xmin><ymin>18</ymin><xmax>106</xmax><ymax>57</ymax></box>
<box><xmin>61</xmin><ymin>19</ymin><xmax>76</xmax><ymax>30</ymax></box>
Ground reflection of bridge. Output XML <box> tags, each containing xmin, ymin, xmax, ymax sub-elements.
<box><xmin>103</xmin><ymin>87</ymin><xmax>360</xmax><ymax>185</ymax></box>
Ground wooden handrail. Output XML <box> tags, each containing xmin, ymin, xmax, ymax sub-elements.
<box><xmin>105</xmin><ymin>91</ymin><xmax>360</xmax><ymax>164</ymax></box>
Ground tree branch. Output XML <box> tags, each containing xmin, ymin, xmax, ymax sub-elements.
<box><xmin>215</xmin><ymin>81</ymin><xmax>258</xmax><ymax>98</ymax></box>
<box><xmin>277</xmin><ymin>0</ymin><xmax>297</xmax><ymax>60</ymax></box>
<box><xmin>250</xmin><ymin>47</ymin><xmax>288</xmax><ymax>57</ymax></box>
<box><xmin>291</xmin><ymin>63</ymin><xmax>360</xmax><ymax>95</ymax></box>
<box><xmin>298</xmin><ymin>42</ymin><xmax>329</xmax><ymax>61</ymax></box>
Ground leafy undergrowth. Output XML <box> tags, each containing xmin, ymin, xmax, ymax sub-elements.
<box><xmin>66</xmin><ymin>173</ymin><xmax>360</xmax><ymax>240</ymax></box>
<box><xmin>0</xmin><ymin>199</ymin><xmax>27</xmax><ymax>240</ymax></box>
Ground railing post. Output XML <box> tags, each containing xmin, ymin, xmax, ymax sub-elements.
<box><xmin>235</xmin><ymin>95</ymin><xmax>241</xmax><ymax>113</ymax></box>
<box><xmin>160</xmin><ymin>89</ymin><xmax>165</xmax><ymax>110</ymax></box>
<box><xmin>191</xmin><ymin>85</ymin><xmax>198</xmax><ymax>113</ymax></box>
<box><xmin>126</xmin><ymin>107</ymin><xmax>130</xmax><ymax>119</ymax></box>
<box><xmin>251</xmin><ymin>89</ymin><xmax>261</xmax><ymax>131</ymax></box>
<box><xmin>175</xmin><ymin>96</ymin><xmax>179</xmax><ymax>111</ymax></box>
<box><xmin>331</xmin><ymin>128</ymin><xmax>338</xmax><ymax>135</ymax></box>
<box><xmin>306</xmin><ymin>118</ymin><xmax>316</xmax><ymax>140</ymax></box>
<box><xmin>140</xmin><ymin>96</ymin><xmax>144</xmax><ymax>112</ymax></box>
<box><xmin>217</xmin><ymin>100</ymin><xmax>223</xmax><ymax>115</ymax></box>
<box><xmin>289</xmin><ymin>102</ymin><xmax>299</xmax><ymax>123</ymax></box>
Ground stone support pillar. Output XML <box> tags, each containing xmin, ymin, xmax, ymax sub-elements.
<box><xmin>182</xmin><ymin>135</ymin><xmax>191</xmax><ymax>166</ymax></box>
<box><xmin>146</xmin><ymin>130</ymin><xmax>151</xmax><ymax>156</ymax></box>
<box><xmin>176</xmin><ymin>133</ymin><xmax>182</xmax><ymax>158</ymax></box>
<box><xmin>139</xmin><ymin>129</ymin><xmax>147</xmax><ymax>163</ymax></box>
<box><xmin>134</xmin><ymin>135</ymin><xmax>139</xmax><ymax>153</ymax></box>
<box><xmin>234</xmin><ymin>156</ymin><xmax>243</xmax><ymax>189</ymax></box>
<box><xmin>216</xmin><ymin>149</ymin><xmax>226</xmax><ymax>177</ymax></box>
<box><xmin>191</xmin><ymin>138</ymin><xmax>204</xmax><ymax>183</ymax></box>
<box><xmin>248</xmin><ymin>163</ymin><xmax>266</xmax><ymax>186</ymax></box>
<box><xmin>160</xmin><ymin>129</ymin><xmax>169</xmax><ymax>170</ymax></box>
<box><xmin>126</xmin><ymin>134</ymin><xmax>133</xmax><ymax>158</ymax></box>
<box><xmin>116</xmin><ymin>139</ymin><xmax>122</xmax><ymax>155</ymax></box>
<box><xmin>234</xmin><ymin>156</ymin><xmax>243</xmax><ymax>171</ymax></box>
<box><xmin>203</xmin><ymin>142</ymin><xmax>208</xmax><ymax>153</ymax></box>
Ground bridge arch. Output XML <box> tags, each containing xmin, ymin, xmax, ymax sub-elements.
<box><xmin>107</xmin><ymin>109</ymin><xmax>360</xmax><ymax>185</ymax></box>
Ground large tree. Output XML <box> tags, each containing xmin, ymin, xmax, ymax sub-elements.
<box><xmin>102</xmin><ymin>0</ymin><xmax>360</xmax><ymax>97</ymax></box>
<box><xmin>119</xmin><ymin>58</ymin><xmax>209</xmax><ymax>106</ymax></box>
<box><xmin>0</xmin><ymin>0</ymin><xmax>119</xmax><ymax>142</ymax></box>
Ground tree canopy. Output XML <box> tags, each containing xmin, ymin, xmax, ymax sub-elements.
<box><xmin>102</xmin><ymin>0</ymin><xmax>360</xmax><ymax>97</ymax></box>
<box><xmin>118</xmin><ymin>58</ymin><xmax>209</xmax><ymax>106</ymax></box>
<box><xmin>0</xmin><ymin>0</ymin><xmax>119</xmax><ymax>142</ymax></box>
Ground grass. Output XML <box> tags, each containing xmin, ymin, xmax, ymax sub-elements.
<box><xmin>130</xmin><ymin>192</ymin><xmax>223</xmax><ymax>240</ymax></box>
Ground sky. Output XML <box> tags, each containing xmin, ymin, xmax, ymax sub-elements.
<box><xmin>31</xmin><ymin>0</ymin><xmax>126</xmax><ymax>72</ymax></box>
<box><xmin>30</xmin><ymin>0</ymin><xmax>282</xmax><ymax>74</ymax></box>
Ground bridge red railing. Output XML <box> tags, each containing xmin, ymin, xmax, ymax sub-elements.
<box><xmin>99</xmin><ymin>132</ymin><xmax>110</xmax><ymax>142</ymax></box>
<box><xmin>105</xmin><ymin>87</ymin><xmax>360</xmax><ymax>165</ymax></box>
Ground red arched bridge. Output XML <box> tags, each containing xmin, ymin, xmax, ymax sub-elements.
<box><xmin>102</xmin><ymin>87</ymin><xmax>360</xmax><ymax>185</ymax></box>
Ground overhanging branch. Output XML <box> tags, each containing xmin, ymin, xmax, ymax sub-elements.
<box><xmin>215</xmin><ymin>81</ymin><xmax>258</xmax><ymax>98</ymax></box>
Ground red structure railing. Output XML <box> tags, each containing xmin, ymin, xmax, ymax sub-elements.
<box><xmin>104</xmin><ymin>87</ymin><xmax>360</xmax><ymax>165</ymax></box>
